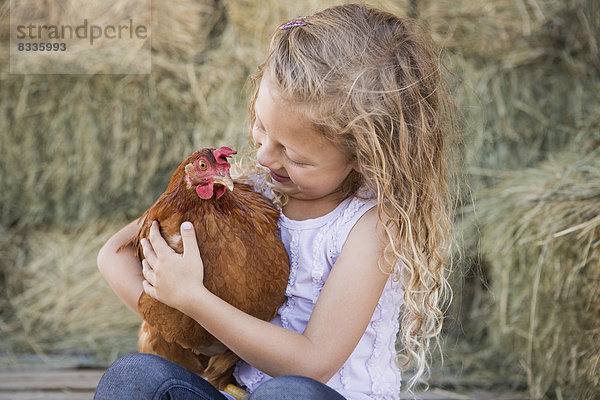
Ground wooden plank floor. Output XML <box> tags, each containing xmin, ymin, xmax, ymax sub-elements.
<box><xmin>0</xmin><ymin>366</ymin><xmax>529</xmax><ymax>400</ymax></box>
<box><xmin>0</xmin><ymin>368</ymin><xmax>101</xmax><ymax>400</ymax></box>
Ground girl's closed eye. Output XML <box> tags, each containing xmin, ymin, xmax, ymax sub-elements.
<box><xmin>284</xmin><ymin>155</ymin><xmax>303</xmax><ymax>166</ymax></box>
<box><xmin>283</xmin><ymin>150</ymin><xmax>310</xmax><ymax>167</ymax></box>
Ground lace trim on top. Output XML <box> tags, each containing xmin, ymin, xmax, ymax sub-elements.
<box><xmin>279</xmin><ymin>229</ymin><xmax>301</xmax><ymax>329</ymax></box>
<box><xmin>310</xmin><ymin>217</ymin><xmax>337</xmax><ymax>303</ymax></box>
<box><xmin>365</xmin><ymin>284</ymin><xmax>403</xmax><ymax>399</ymax></box>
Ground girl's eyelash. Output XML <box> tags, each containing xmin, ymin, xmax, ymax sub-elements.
<box><xmin>283</xmin><ymin>151</ymin><xmax>305</xmax><ymax>166</ymax></box>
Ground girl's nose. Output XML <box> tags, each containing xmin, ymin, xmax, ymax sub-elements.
<box><xmin>256</xmin><ymin>137</ymin><xmax>281</xmax><ymax>170</ymax></box>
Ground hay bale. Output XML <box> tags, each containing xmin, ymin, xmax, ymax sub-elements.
<box><xmin>422</xmin><ymin>0</ymin><xmax>599</xmax><ymax>70</ymax></box>
<box><xmin>0</xmin><ymin>0</ymin><xmax>237</xmax><ymax>230</ymax></box>
<box><xmin>436</xmin><ymin>0</ymin><xmax>600</xmax><ymax>190</ymax></box>
<box><xmin>469</xmin><ymin>151</ymin><xmax>600</xmax><ymax>398</ymax></box>
<box><xmin>0</xmin><ymin>222</ymin><xmax>140</xmax><ymax>362</ymax></box>
<box><xmin>429</xmin><ymin>0</ymin><xmax>600</xmax><ymax>396</ymax></box>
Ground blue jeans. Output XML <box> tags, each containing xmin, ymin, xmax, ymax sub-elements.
<box><xmin>94</xmin><ymin>353</ymin><xmax>346</xmax><ymax>400</ymax></box>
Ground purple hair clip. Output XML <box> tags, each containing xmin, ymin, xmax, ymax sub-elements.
<box><xmin>280</xmin><ymin>17</ymin><xmax>307</xmax><ymax>30</ymax></box>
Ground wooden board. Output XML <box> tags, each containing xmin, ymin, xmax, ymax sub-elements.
<box><xmin>0</xmin><ymin>367</ymin><xmax>529</xmax><ymax>400</ymax></box>
<box><xmin>0</xmin><ymin>369</ymin><xmax>102</xmax><ymax>400</ymax></box>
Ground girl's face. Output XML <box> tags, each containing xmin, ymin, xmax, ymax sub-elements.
<box><xmin>252</xmin><ymin>72</ymin><xmax>355</xmax><ymax>208</ymax></box>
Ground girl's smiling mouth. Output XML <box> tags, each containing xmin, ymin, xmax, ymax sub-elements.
<box><xmin>269</xmin><ymin>170</ymin><xmax>292</xmax><ymax>183</ymax></box>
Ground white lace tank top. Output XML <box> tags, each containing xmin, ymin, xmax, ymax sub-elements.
<box><xmin>233</xmin><ymin>195</ymin><xmax>404</xmax><ymax>400</ymax></box>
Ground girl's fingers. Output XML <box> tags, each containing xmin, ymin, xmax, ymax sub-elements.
<box><xmin>148</xmin><ymin>220</ymin><xmax>174</xmax><ymax>256</ymax></box>
<box><xmin>140</xmin><ymin>238</ymin><xmax>157</xmax><ymax>265</ymax></box>
<box><xmin>142</xmin><ymin>279</ymin><xmax>157</xmax><ymax>299</ymax></box>
<box><xmin>142</xmin><ymin>221</ymin><xmax>174</xmax><ymax>265</ymax></box>
<box><xmin>180</xmin><ymin>221</ymin><xmax>201</xmax><ymax>261</ymax></box>
<box><xmin>141</xmin><ymin>259</ymin><xmax>155</xmax><ymax>285</ymax></box>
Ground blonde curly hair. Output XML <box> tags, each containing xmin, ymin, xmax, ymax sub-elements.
<box><xmin>247</xmin><ymin>3</ymin><xmax>455</xmax><ymax>388</ymax></box>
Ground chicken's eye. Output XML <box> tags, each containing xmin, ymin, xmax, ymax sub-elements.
<box><xmin>199</xmin><ymin>162</ymin><xmax>207</xmax><ymax>170</ymax></box>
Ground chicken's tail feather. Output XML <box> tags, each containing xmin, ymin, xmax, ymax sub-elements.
<box><xmin>203</xmin><ymin>350</ymin><xmax>239</xmax><ymax>390</ymax></box>
<box><xmin>138</xmin><ymin>321</ymin><xmax>210</xmax><ymax>374</ymax></box>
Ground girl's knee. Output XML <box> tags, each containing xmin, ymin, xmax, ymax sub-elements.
<box><xmin>95</xmin><ymin>353</ymin><xmax>176</xmax><ymax>399</ymax></box>
<box><xmin>96</xmin><ymin>353</ymin><xmax>225</xmax><ymax>400</ymax></box>
<box><xmin>103</xmin><ymin>353</ymin><xmax>167</xmax><ymax>378</ymax></box>
<box><xmin>249</xmin><ymin>375</ymin><xmax>345</xmax><ymax>400</ymax></box>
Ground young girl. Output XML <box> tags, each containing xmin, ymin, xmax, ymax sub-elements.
<box><xmin>95</xmin><ymin>4</ymin><xmax>453</xmax><ymax>400</ymax></box>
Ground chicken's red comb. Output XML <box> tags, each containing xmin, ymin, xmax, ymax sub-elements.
<box><xmin>213</xmin><ymin>147</ymin><xmax>237</xmax><ymax>164</ymax></box>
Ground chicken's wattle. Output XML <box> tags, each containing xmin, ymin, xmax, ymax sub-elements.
<box><xmin>196</xmin><ymin>182</ymin><xmax>214</xmax><ymax>199</ymax></box>
<box><xmin>195</xmin><ymin>181</ymin><xmax>228</xmax><ymax>199</ymax></box>
<box><xmin>215</xmin><ymin>185</ymin><xmax>227</xmax><ymax>199</ymax></box>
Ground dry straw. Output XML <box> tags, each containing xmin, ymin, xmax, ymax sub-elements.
<box><xmin>473</xmin><ymin>150</ymin><xmax>600</xmax><ymax>399</ymax></box>
<box><xmin>420</xmin><ymin>0</ymin><xmax>599</xmax><ymax>397</ymax></box>
<box><xmin>0</xmin><ymin>222</ymin><xmax>141</xmax><ymax>362</ymax></box>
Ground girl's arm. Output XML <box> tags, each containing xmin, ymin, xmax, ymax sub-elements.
<box><xmin>142</xmin><ymin>208</ymin><xmax>390</xmax><ymax>383</ymax></box>
<box><xmin>97</xmin><ymin>219</ymin><xmax>144</xmax><ymax>318</ymax></box>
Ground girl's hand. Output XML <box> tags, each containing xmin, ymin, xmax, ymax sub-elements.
<box><xmin>141</xmin><ymin>220</ymin><xmax>205</xmax><ymax>312</ymax></box>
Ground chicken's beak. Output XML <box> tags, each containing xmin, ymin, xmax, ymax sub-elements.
<box><xmin>212</xmin><ymin>175</ymin><xmax>234</xmax><ymax>192</ymax></box>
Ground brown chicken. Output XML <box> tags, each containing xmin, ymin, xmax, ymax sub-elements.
<box><xmin>121</xmin><ymin>146</ymin><xmax>289</xmax><ymax>390</ymax></box>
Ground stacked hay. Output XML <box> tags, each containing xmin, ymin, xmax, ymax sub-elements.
<box><xmin>421</xmin><ymin>0</ymin><xmax>599</xmax><ymax>175</ymax></box>
<box><xmin>421</xmin><ymin>0</ymin><xmax>600</xmax><ymax>397</ymax></box>
<box><xmin>474</xmin><ymin>151</ymin><xmax>600</xmax><ymax>399</ymax></box>
<box><xmin>0</xmin><ymin>0</ymin><xmax>243</xmax><ymax>230</ymax></box>
<box><xmin>0</xmin><ymin>222</ymin><xmax>140</xmax><ymax>362</ymax></box>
